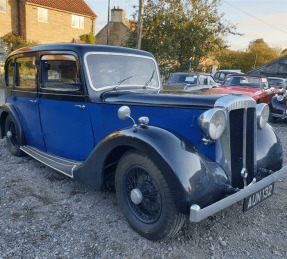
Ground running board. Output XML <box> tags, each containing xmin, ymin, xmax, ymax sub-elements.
<box><xmin>20</xmin><ymin>145</ymin><xmax>83</xmax><ymax>178</ymax></box>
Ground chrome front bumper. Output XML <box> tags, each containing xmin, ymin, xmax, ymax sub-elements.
<box><xmin>190</xmin><ymin>165</ymin><xmax>287</xmax><ymax>223</ymax></box>
<box><xmin>271</xmin><ymin>112</ymin><xmax>287</xmax><ymax>120</ymax></box>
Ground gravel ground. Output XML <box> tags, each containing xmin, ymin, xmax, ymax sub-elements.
<box><xmin>0</xmin><ymin>121</ymin><xmax>286</xmax><ymax>259</ymax></box>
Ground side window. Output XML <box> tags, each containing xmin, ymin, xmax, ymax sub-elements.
<box><xmin>208</xmin><ymin>76</ymin><xmax>216</xmax><ymax>84</ymax></box>
<box><xmin>15</xmin><ymin>56</ymin><xmax>37</xmax><ymax>90</ymax></box>
<box><xmin>40</xmin><ymin>54</ymin><xmax>80</xmax><ymax>91</ymax></box>
<box><xmin>199</xmin><ymin>76</ymin><xmax>206</xmax><ymax>85</ymax></box>
<box><xmin>219</xmin><ymin>73</ymin><xmax>226</xmax><ymax>81</ymax></box>
<box><xmin>213</xmin><ymin>72</ymin><xmax>219</xmax><ymax>80</ymax></box>
<box><xmin>5</xmin><ymin>58</ymin><xmax>15</xmax><ymax>87</ymax></box>
<box><xmin>167</xmin><ymin>74</ymin><xmax>180</xmax><ymax>84</ymax></box>
<box><xmin>262</xmin><ymin>78</ymin><xmax>269</xmax><ymax>89</ymax></box>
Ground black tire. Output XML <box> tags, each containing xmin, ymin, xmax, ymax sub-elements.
<box><xmin>115</xmin><ymin>150</ymin><xmax>185</xmax><ymax>240</ymax></box>
<box><xmin>269</xmin><ymin>114</ymin><xmax>277</xmax><ymax>123</ymax></box>
<box><xmin>5</xmin><ymin>115</ymin><xmax>25</xmax><ymax>157</ymax></box>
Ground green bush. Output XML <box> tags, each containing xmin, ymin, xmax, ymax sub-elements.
<box><xmin>79</xmin><ymin>33</ymin><xmax>96</xmax><ymax>44</ymax></box>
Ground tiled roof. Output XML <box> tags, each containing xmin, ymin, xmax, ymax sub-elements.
<box><xmin>26</xmin><ymin>0</ymin><xmax>97</xmax><ymax>18</ymax></box>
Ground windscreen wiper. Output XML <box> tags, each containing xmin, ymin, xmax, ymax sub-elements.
<box><xmin>114</xmin><ymin>76</ymin><xmax>133</xmax><ymax>90</ymax></box>
<box><xmin>143</xmin><ymin>70</ymin><xmax>155</xmax><ymax>88</ymax></box>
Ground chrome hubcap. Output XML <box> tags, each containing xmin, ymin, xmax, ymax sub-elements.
<box><xmin>130</xmin><ymin>188</ymin><xmax>143</xmax><ymax>204</ymax></box>
<box><xmin>6</xmin><ymin>131</ymin><xmax>12</xmax><ymax>139</ymax></box>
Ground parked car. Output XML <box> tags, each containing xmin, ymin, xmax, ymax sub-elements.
<box><xmin>0</xmin><ymin>44</ymin><xmax>286</xmax><ymax>241</ymax></box>
<box><xmin>205</xmin><ymin>74</ymin><xmax>276</xmax><ymax>104</ymax></box>
<box><xmin>269</xmin><ymin>85</ymin><xmax>287</xmax><ymax>122</ymax></box>
<box><xmin>267</xmin><ymin>76</ymin><xmax>287</xmax><ymax>91</ymax></box>
<box><xmin>163</xmin><ymin>72</ymin><xmax>219</xmax><ymax>92</ymax></box>
<box><xmin>213</xmin><ymin>69</ymin><xmax>241</xmax><ymax>84</ymax></box>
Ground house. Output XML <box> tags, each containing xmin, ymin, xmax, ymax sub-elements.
<box><xmin>0</xmin><ymin>0</ymin><xmax>97</xmax><ymax>44</ymax></box>
<box><xmin>96</xmin><ymin>6</ymin><xmax>131</xmax><ymax>46</ymax></box>
<box><xmin>247</xmin><ymin>55</ymin><xmax>287</xmax><ymax>78</ymax></box>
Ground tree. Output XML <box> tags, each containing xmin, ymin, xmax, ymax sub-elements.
<box><xmin>216</xmin><ymin>39</ymin><xmax>282</xmax><ymax>73</ymax></box>
<box><xmin>216</xmin><ymin>49</ymin><xmax>245</xmax><ymax>70</ymax></box>
<box><xmin>125</xmin><ymin>0</ymin><xmax>238</xmax><ymax>72</ymax></box>
<box><xmin>1</xmin><ymin>32</ymin><xmax>38</xmax><ymax>53</ymax></box>
<box><xmin>246</xmin><ymin>39</ymin><xmax>280</xmax><ymax>69</ymax></box>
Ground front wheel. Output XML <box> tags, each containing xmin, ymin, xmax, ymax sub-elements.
<box><xmin>268</xmin><ymin>114</ymin><xmax>277</xmax><ymax>123</ymax></box>
<box><xmin>115</xmin><ymin>150</ymin><xmax>185</xmax><ymax>240</ymax></box>
<box><xmin>5</xmin><ymin>115</ymin><xmax>25</xmax><ymax>156</ymax></box>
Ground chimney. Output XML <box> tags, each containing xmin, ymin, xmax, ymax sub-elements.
<box><xmin>111</xmin><ymin>6</ymin><xmax>126</xmax><ymax>23</ymax></box>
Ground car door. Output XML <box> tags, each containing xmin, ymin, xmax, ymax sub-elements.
<box><xmin>38</xmin><ymin>52</ymin><xmax>94</xmax><ymax>161</ymax></box>
<box><xmin>261</xmin><ymin>78</ymin><xmax>274</xmax><ymax>103</ymax></box>
<box><xmin>7</xmin><ymin>54</ymin><xmax>46</xmax><ymax>151</ymax></box>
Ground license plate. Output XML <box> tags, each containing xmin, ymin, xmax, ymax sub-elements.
<box><xmin>243</xmin><ymin>183</ymin><xmax>274</xmax><ymax>212</ymax></box>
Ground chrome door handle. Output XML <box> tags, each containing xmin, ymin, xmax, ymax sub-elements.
<box><xmin>29</xmin><ymin>100</ymin><xmax>38</xmax><ymax>103</ymax></box>
<box><xmin>75</xmin><ymin>104</ymin><xmax>86</xmax><ymax>109</ymax></box>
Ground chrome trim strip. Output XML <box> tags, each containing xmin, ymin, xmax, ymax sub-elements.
<box><xmin>22</xmin><ymin>146</ymin><xmax>82</xmax><ymax>166</ymax></box>
<box><xmin>270</xmin><ymin>113</ymin><xmax>287</xmax><ymax>119</ymax></box>
<box><xmin>83</xmin><ymin>52</ymin><xmax>161</xmax><ymax>92</ymax></box>
<box><xmin>190</xmin><ymin>165</ymin><xmax>287</xmax><ymax>223</ymax></box>
<box><xmin>242</xmin><ymin>108</ymin><xmax>247</xmax><ymax>171</ymax></box>
<box><xmin>20</xmin><ymin>146</ymin><xmax>82</xmax><ymax>178</ymax></box>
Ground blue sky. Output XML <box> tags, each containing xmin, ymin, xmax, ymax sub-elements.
<box><xmin>86</xmin><ymin>0</ymin><xmax>287</xmax><ymax>51</ymax></box>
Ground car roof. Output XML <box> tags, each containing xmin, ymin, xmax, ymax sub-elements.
<box><xmin>8</xmin><ymin>43</ymin><xmax>155</xmax><ymax>59</ymax></box>
<box><xmin>267</xmin><ymin>77</ymin><xmax>285</xmax><ymax>80</ymax></box>
<box><xmin>171</xmin><ymin>72</ymin><xmax>211</xmax><ymax>76</ymax></box>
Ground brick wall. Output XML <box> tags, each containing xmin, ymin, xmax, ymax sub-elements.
<box><xmin>0</xmin><ymin>0</ymin><xmax>19</xmax><ymax>37</ymax></box>
<box><xmin>25</xmin><ymin>4</ymin><xmax>94</xmax><ymax>44</ymax></box>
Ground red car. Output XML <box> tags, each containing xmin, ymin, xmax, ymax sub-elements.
<box><xmin>205</xmin><ymin>74</ymin><xmax>276</xmax><ymax>104</ymax></box>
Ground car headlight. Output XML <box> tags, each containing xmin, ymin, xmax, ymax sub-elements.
<box><xmin>277</xmin><ymin>95</ymin><xmax>284</xmax><ymax>102</ymax></box>
<box><xmin>256</xmin><ymin>103</ymin><xmax>269</xmax><ymax>129</ymax></box>
<box><xmin>198</xmin><ymin>108</ymin><xmax>227</xmax><ymax>140</ymax></box>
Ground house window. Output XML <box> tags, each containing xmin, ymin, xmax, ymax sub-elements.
<box><xmin>71</xmin><ymin>14</ymin><xmax>84</xmax><ymax>29</ymax></box>
<box><xmin>0</xmin><ymin>0</ymin><xmax>7</xmax><ymax>12</ymax></box>
<box><xmin>38</xmin><ymin>7</ymin><xmax>48</xmax><ymax>23</ymax></box>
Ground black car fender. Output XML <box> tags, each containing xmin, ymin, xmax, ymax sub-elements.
<box><xmin>73</xmin><ymin>125</ymin><xmax>229</xmax><ymax>214</ymax></box>
<box><xmin>0</xmin><ymin>103</ymin><xmax>25</xmax><ymax>144</ymax></box>
<box><xmin>257</xmin><ymin>123</ymin><xmax>283</xmax><ymax>172</ymax></box>
<box><xmin>270</xmin><ymin>96</ymin><xmax>286</xmax><ymax>115</ymax></box>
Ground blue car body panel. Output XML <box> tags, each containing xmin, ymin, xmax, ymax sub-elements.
<box><xmin>39</xmin><ymin>99</ymin><xmax>95</xmax><ymax>161</ymax></box>
<box><xmin>8</xmin><ymin>96</ymin><xmax>46</xmax><ymax>151</ymax></box>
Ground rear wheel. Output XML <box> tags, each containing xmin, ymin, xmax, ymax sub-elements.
<box><xmin>115</xmin><ymin>150</ymin><xmax>185</xmax><ymax>240</ymax></box>
<box><xmin>5</xmin><ymin>115</ymin><xmax>24</xmax><ymax>156</ymax></box>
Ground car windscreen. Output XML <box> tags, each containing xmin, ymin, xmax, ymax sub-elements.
<box><xmin>167</xmin><ymin>74</ymin><xmax>198</xmax><ymax>84</ymax></box>
<box><xmin>224</xmin><ymin>76</ymin><xmax>261</xmax><ymax>88</ymax></box>
<box><xmin>85</xmin><ymin>53</ymin><xmax>160</xmax><ymax>91</ymax></box>
<box><xmin>268</xmin><ymin>78</ymin><xmax>284</xmax><ymax>87</ymax></box>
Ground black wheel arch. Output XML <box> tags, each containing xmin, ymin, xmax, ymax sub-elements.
<box><xmin>73</xmin><ymin>126</ymin><xmax>229</xmax><ymax>214</ymax></box>
<box><xmin>0</xmin><ymin>103</ymin><xmax>25</xmax><ymax>145</ymax></box>
<box><xmin>257</xmin><ymin>123</ymin><xmax>283</xmax><ymax>171</ymax></box>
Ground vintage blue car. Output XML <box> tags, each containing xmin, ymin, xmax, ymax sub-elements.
<box><xmin>0</xmin><ymin>44</ymin><xmax>287</xmax><ymax>240</ymax></box>
<box><xmin>269</xmin><ymin>85</ymin><xmax>287</xmax><ymax>122</ymax></box>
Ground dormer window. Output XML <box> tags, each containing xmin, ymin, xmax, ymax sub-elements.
<box><xmin>72</xmin><ymin>14</ymin><xmax>84</xmax><ymax>29</ymax></box>
<box><xmin>38</xmin><ymin>7</ymin><xmax>48</xmax><ymax>23</ymax></box>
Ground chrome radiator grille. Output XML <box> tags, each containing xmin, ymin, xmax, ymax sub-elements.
<box><xmin>215</xmin><ymin>95</ymin><xmax>257</xmax><ymax>188</ymax></box>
